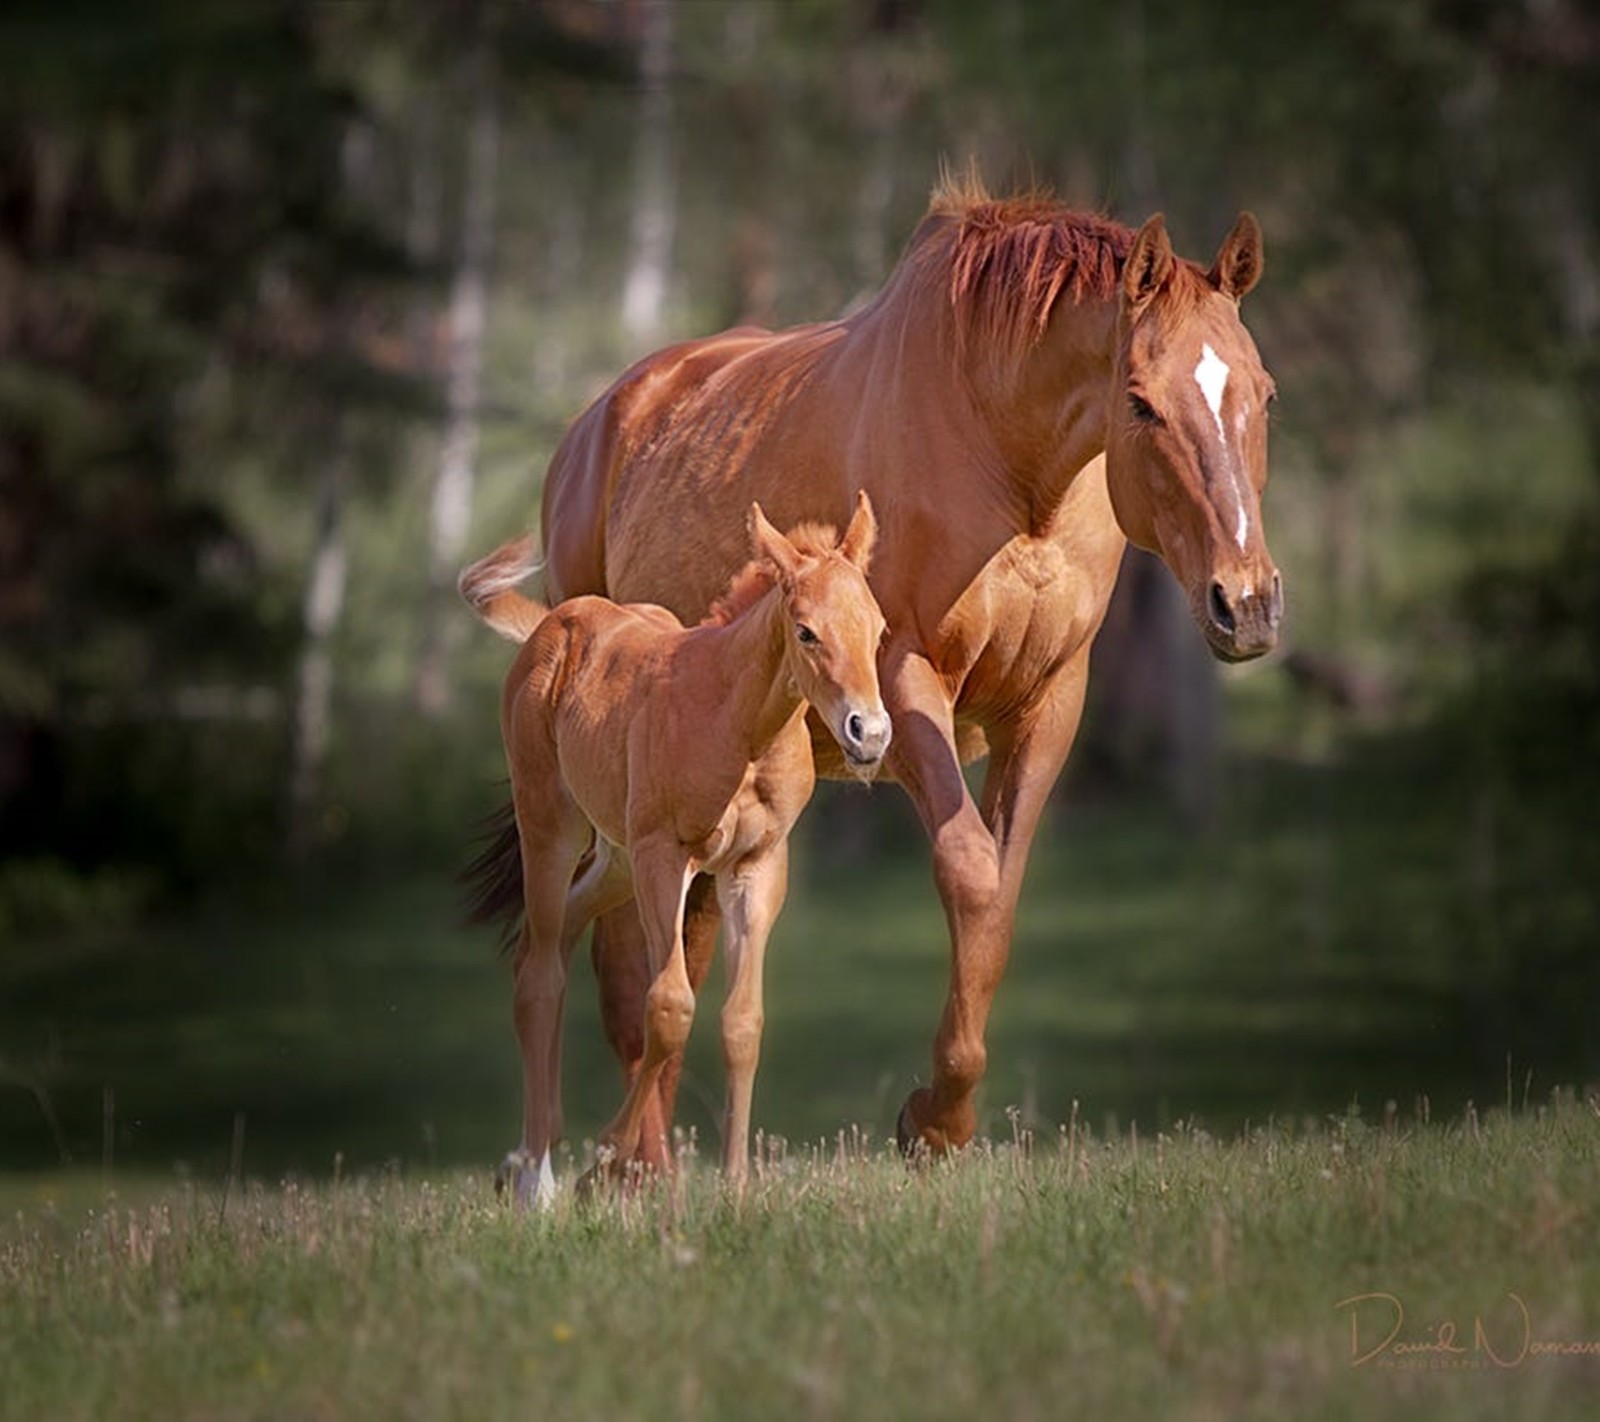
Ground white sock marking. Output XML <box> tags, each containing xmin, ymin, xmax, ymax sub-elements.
<box><xmin>1194</xmin><ymin>343</ymin><xmax>1250</xmax><ymax>551</ymax></box>
<box><xmin>534</xmin><ymin>1149</ymin><xmax>557</xmax><ymax>1210</ymax></box>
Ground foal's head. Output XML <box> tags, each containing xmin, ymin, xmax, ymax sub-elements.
<box><xmin>749</xmin><ymin>492</ymin><xmax>891</xmax><ymax>777</ymax></box>
<box><xmin>1104</xmin><ymin>214</ymin><xmax>1283</xmax><ymax>662</ymax></box>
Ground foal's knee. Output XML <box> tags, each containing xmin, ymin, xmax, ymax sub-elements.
<box><xmin>645</xmin><ymin>979</ymin><xmax>696</xmax><ymax>1057</ymax></box>
<box><xmin>721</xmin><ymin>1009</ymin><xmax>765</xmax><ymax>1076</ymax></box>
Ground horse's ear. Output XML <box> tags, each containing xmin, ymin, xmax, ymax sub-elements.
<box><xmin>839</xmin><ymin>490</ymin><xmax>877</xmax><ymax>572</ymax></box>
<box><xmin>748</xmin><ymin>502</ymin><xmax>801</xmax><ymax>585</ymax></box>
<box><xmin>1209</xmin><ymin>212</ymin><xmax>1263</xmax><ymax>301</ymax></box>
<box><xmin>1123</xmin><ymin>213</ymin><xmax>1174</xmax><ymax>312</ymax></box>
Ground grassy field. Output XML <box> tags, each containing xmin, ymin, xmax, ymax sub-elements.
<box><xmin>3</xmin><ymin>720</ymin><xmax>1595</xmax><ymax>1178</ymax></box>
<box><xmin>2</xmin><ymin>1095</ymin><xmax>1597</xmax><ymax>1420</ymax></box>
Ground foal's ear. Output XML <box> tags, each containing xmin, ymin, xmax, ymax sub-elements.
<box><xmin>1123</xmin><ymin>213</ymin><xmax>1174</xmax><ymax>312</ymax></box>
<box><xmin>748</xmin><ymin>502</ymin><xmax>801</xmax><ymax>584</ymax></box>
<box><xmin>839</xmin><ymin>490</ymin><xmax>877</xmax><ymax>572</ymax></box>
<box><xmin>1208</xmin><ymin>212</ymin><xmax>1263</xmax><ymax>301</ymax></box>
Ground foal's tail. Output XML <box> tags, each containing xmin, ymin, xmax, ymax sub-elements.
<box><xmin>458</xmin><ymin>534</ymin><xmax>548</xmax><ymax>642</ymax></box>
<box><xmin>462</xmin><ymin>798</ymin><xmax>525</xmax><ymax>954</ymax></box>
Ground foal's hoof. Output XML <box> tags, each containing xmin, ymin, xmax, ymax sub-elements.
<box><xmin>574</xmin><ymin>1144</ymin><xmax>622</xmax><ymax>1203</ymax></box>
<box><xmin>495</xmin><ymin>1149</ymin><xmax>557</xmax><ymax>1211</ymax></box>
<box><xmin>575</xmin><ymin>1145</ymin><xmax>659</xmax><ymax>1203</ymax></box>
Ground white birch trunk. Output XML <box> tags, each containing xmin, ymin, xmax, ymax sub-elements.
<box><xmin>620</xmin><ymin>0</ymin><xmax>676</xmax><ymax>352</ymax></box>
<box><xmin>289</xmin><ymin>449</ymin><xmax>348</xmax><ymax>854</ymax></box>
<box><xmin>417</xmin><ymin>48</ymin><xmax>499</xmax><ymax>716</ymax></box>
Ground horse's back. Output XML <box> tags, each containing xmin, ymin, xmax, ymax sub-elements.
<box><xmin>540</xmin><ymin>322</ymin><xmax>850</xmax><ymax>617</ymax></box>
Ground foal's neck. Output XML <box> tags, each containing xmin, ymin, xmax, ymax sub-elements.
<box><xmin>707</xmin><ymin>586</ymin><xmax>803</xmax><ymax>761</ymax></box>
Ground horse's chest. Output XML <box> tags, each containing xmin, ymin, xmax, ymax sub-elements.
<box><xmin>940</xmin><ymin>542</ymin><xmax>1105</xmax><ymax>714</ymax></box>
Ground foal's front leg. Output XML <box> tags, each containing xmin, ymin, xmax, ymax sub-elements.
<box><xmin>716</xmin><ymin>842</ymin><xmax>788</xmax><ymax>1188</ymax></box>
<box><xmin>585</xmin><ymin>841</ymin><xmax>697</xmax><ymax>1183</ymax></box>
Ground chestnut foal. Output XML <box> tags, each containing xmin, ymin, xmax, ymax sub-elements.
<box><xmin>461</xmin><ymin>493</ymin><xmax>888</xmax><ymax>1205</ymax></box>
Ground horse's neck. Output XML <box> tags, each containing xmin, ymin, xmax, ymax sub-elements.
<box><xmin>696</xmin><ymin>591</ymin><xmax>801</xmax><ymax>762</ymax></box>
<box><xmin>985</xmin><ymin>298</ymin><xmax>1120</xmax><ymax>528</ymax></box>
<box><xmin>843</xmin><ymin>268</ymin><xmax>1119</xmax><ymax>536</ymax></box>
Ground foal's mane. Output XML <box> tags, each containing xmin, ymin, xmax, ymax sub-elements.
<box><xmin>701</xmin><ymin>522</ymin><xmax>844</xmax><ymax>628</ymax></box>
<box><xmin>907</xmin><ymin>172</ymin><xmax>1208</xmax><ymax>369</ymax></box>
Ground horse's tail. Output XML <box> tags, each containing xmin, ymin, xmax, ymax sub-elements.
<box><xmin>458</xmin><ymin>534</ymin><xmax>548</xmax><ymax>642</ymax></box>
<box><xmin>462</xmin><ymin>798</ymin><xmax>524</xmax><ymax>954</ymax></box>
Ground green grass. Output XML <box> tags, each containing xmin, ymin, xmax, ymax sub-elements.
<box><xmin>3</xmin><ymin>1096</ymin><xmax>1598</xmax><ymax>1420</ymax></box>
<box><xmin>1</xmin><ymin>724</ymin><xmax>1596</xmax><ymax>1176</ymax></box>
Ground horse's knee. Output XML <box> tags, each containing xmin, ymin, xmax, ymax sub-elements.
<box><xmin>645</xmin><ymin>980</ymin><xmax>696</xmax><ymax>1057</ymax></box>
<box><xmin>932</xmin><ymin>820</ymin><xmax>1000</xmax><ymax>922</ymax></box>
<box><xmin>939</xmin><ymin>1037</ymin><xmax>988</xmax><ymax>1099</ymax></box>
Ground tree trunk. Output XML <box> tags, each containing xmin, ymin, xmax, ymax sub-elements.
<box><xmin>289</xmin><ymin>444</ymin><xmax>349</xmax><ymax>856</ymax></box>
<box><xmin>416</xmin><ymin>47</ymin><xmax>499</xmax><ymax>716</ymax></box>
<box><xmin>619</xmin><ymin>0</ymin><xmax>677</xmax><ymax>352</ymax></box>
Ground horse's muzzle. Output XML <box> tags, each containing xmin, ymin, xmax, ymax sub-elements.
<box><xmin>1203</xmin><ymin>571</ymin><xmax>1283</xmax><ymax>662</ymax></box>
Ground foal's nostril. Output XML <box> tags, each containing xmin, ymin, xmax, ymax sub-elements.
<box><xmin>846</xmin><ymin>711</ymin><xmax>866</xmax><ymax>746</ymax></box>
<box><xmin>1208</xmin><ymin>581</ymin><xmax>1235</xmax><ymax>634</ymax></box>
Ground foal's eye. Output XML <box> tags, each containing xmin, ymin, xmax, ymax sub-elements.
<box><xmin>795</xmin><ymin>624</ymin><xmax>819</xmax><ymax>646</ymax></box>
<box><xmin>1129</xmin><ymin>393</ymin><xmax>1160</xmax><ymax>425</ymax></box>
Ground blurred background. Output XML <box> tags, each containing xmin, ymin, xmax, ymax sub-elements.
<box><xmin>2</xmin><ymin>0</ymin><xmax>1596</xmax><ymax>1176</ymax></box>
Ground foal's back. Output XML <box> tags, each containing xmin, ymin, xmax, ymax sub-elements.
<box><xmin>502</xmin><ymin>595</ymin><xmax>693</xmax><ymax>849</ymax></box>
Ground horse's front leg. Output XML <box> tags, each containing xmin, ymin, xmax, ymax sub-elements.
<box><xmin>890</xmin><ymin>650</ymin><xmax>1092</xmax><ymax>1155</ymax></box>
<box><xmin>715</xmin><ymin>842</ymin><xmax>788</xmax><ymax>1190</ymax></box>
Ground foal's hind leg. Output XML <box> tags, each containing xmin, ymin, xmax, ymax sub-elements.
<box><xmin>591</xmin><ymin>873</ymin><xmax>719</xmax><ymax>1172</ymax></box>
<box><xmin>505</xmin><ymin>796</ymin><xmax>590</xmax><ymax>1209</ymax></box>
<box><xmin>548</xmin><ymin>839</ymin><xmax>633</xmax><ymax>1147</ymax></box>
<box><xmin>582</xmin><ymin>843</ymin><xmax>696</xmax><ymax>1189</ymax></box>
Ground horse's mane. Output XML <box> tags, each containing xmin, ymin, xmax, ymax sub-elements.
<box><xmin>911</xmin><ymin>171</ymin><xmax>1207</xmax><ymax>369</ymax></box>
<box><xmin>701</xmin><ymin>522</ymin><xmax>844</xmax><ymax>628</ymax></box>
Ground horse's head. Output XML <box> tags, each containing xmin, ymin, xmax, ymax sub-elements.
<box><xmin>749</xmin><ymin>492</ymin><xmax>891</xmax><ymax>778</ymax></box>
<box><xmin>1104</xmin><ymin>213</ymin><xmax>1282</xmax><ymax>662</ymax></box>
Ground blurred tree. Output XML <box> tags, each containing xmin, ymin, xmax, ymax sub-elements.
<box><xmin>0</xmin><ymin>2</ymin><xmax>424</xmax><ymax>894</ymax></box>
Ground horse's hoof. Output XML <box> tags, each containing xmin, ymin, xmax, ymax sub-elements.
<box><xmin>494</xmin><ymin>1150</ymin><xmax>526</xmax><ymax>1200</ymax></box>
<box><xmin>896</xmin><ymin>1092</ymin><xmax>932</xmax><ymax>1161</ymax></box>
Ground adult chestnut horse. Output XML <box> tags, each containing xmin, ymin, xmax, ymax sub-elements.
<box><xmin>476</xmin><ymin>176</ymin><xmax>1282</xmax><ymax>1158</ymax></box>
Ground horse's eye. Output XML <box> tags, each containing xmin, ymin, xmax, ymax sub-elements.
<box><xmin>1129</xmin><ymin>393</ymin><xmax>1160</xmax><ymax>425</ymax></box>
<box><xmin>796</xmin><ymin>624</ymin><xmax>819</xmax><ymax>646</ymax></box>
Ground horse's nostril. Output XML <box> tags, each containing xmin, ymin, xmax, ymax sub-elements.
<box><xmin>846</xmin><ymin>712</ymin><xmax>865</xmax><ymax>745</ymax></box>
<box><xmin>1208</xmin><ymin>581</ymin><xmax>1235</xmax><ymax>634</ymax></box>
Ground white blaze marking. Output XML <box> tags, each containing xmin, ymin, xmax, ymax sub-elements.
<box><xmin>1194</xmin><ymin>342</ymin><xmax>1250</xmax><ymax>551</ymax></box>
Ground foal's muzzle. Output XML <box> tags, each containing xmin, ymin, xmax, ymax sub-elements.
<box><xmin>841</xmin><ymin>706</ymin><xmax>892</xmax><ymax>770</ymax></box>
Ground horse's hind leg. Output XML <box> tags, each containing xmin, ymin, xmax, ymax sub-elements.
<box><xmin>716</xmin><ymin>844</ymin><xmax>787</xmax><ymax>1189</ymax></box>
